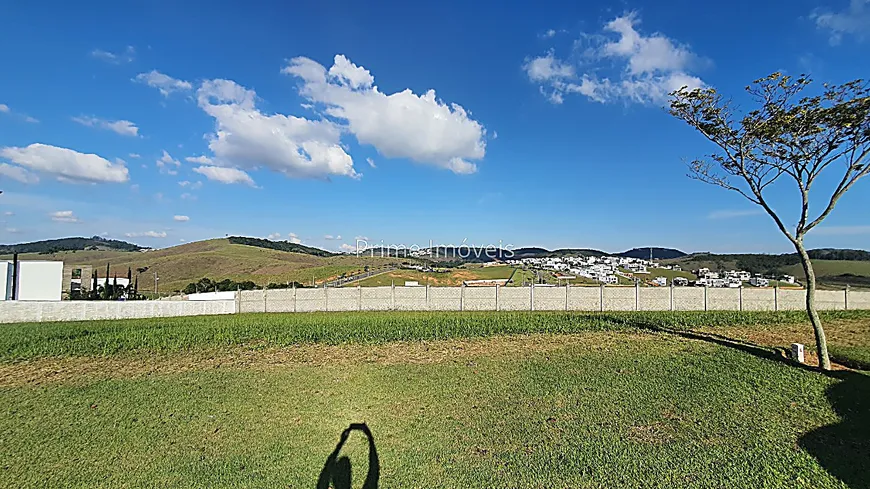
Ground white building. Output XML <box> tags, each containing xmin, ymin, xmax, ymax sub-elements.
<box><xmin>726</xmin><ymin>277</ymin><xmax>742</xmax><ymax>288</ymax></box>
<box><xmin>0</xmin><ymin>262</ymin><xmax>11</xmax><ymax>300</ymax></box>
<box><xmin>673</xmin><ymin>277</ymin><xmax>689</xmax><ymax>286</ymax></box>
<box><xmin>781</xmin><ymin>275</ymin><xmax>796</xmax><ymax>284</ymax></box>
<box><xmin>0</xmin><ymin>260</ymin><xmax>64</xmax><ymax>301</ymax></box>
<box><xmin>750</xmin><ymin>277</ymin><xmax>770</xmax><ymax>287</ymax></box>
<box><xmin>653</xmin><ymin>276</ymin><xmax>667</xmax><ymax>287</ymax></box>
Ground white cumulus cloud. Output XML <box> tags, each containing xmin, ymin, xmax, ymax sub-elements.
<box><xmin>193</xmin><ymin>165</ymin><xmax>256</xmax><ymax>186</ymax></box>
<box><xmin>91</xmin><ymin>46</ymin><xmax>135</xmax><ymax>64</ymax></box>
<box><xmin>126</xmin><ymin>230</ymin><xmax>167</xmax><ymax>238</ymax></box>
<box><xmin>72</xmin><ymin>116</ymin><xmax>140</xmax><ymax>137</ymax></box>
<box><xmin>525</xmin><ymin>12</ymin><xmax>705</xmax><ymax>105</ymax></box>
<box><xmin>50</xmin><ymin>210</ymin><xmax>80</xmax><ymax>223</ymax></box>
<box><xmin>157</xmin><ymin>150</ymin><xmax>180</xmax><ymax>175</ymax></box>
<box><xmin>135</xmin><ymin>70</ymin><xmax>193</xmax><ymax>96</ymax></box>
<box><xmin>185</xmin><ymin>155</ymin><xmax>213</xmax><ymax>164</ymax></box>
<box><xmin>267</xmin><ymin>232</ymin><xmax>282</xmax><ymax>240</ymax></box>
<box><xmin>0</xmin><ymin>143</ymin><xmax>129</xmax><ymax>183</ymax></box>
<box><xmin>812</xmin><ymin>0</ymin><xmax>870</xmax><ymax>44</ymax></box>
<box><xmin>196</xmin><ymin>78</ymin><xmax>358</xmax><ymax>181</ymax></box>
<box><xmin>323</xmin><ymin>234</ymin><xmax>342</xmax><ymax>240</ymax></box>
<box><xmin>288</xmin><ymin>232</ymin><xmax>302</xmax><ymax>244</ymax></box>
<box><xmin>0</xmin><ymin>163</ymin><xmax>39</xmax><ymax>184</ymax></box>
<box><xmin>523</xmin><ymin>51</ymin><xmax>575</xmax><ymax>82</ymax></box>
<box><xmin>173</xmin><ymin>215</ymin><xmax>190</xmax><ymax>222</ymax></box>
<box><xmin>0</xmin><ymin>104</ymin><xmax>39</xmax><ymax>123</ymax></box>
<box><xmin>283</xmin><ymin>55</ymin><xmax>487</xmax><ymax>174</ymax></box>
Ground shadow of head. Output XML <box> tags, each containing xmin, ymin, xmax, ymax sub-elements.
<box><xmin>316</xmin><ymin>423</ymin><xmax>380</xmax><ymax>489</ymax></box>
<box><xmin>800</xmin><ymin>371</ymin><xmax>870</xmax><ymax>489</ymax></box>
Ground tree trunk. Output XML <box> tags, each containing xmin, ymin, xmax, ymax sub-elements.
<box><xmin>795</xmin><ymin>239</ymin><xmax>831</xmax><ymax>370</ymax></box>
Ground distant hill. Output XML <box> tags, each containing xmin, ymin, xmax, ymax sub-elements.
<box><xmin>425</xmin><ymin>246</ymin><xmax>676</xmax><ymax>261</ymax></box>
<box><xmin>667</xmin><ymin>249</ymin><xmax>870</xmax><ymax>288</ymax></box>
<box><xmin>0</xmin><ymin>236</ymin><xmax>145</xmax><ymax>254</ymax></box>
<box><xmin>227</xmin><ymin>236</ymin><xmax>335</xmax><ymax>257</ymax></box>
<box><xmin>8</xmin><ymin>238</ymin><xmax>406</xmax><ymax>294</ymax></box>
<box><xmin>806</xmin><ymin>248</ymin><xmax>870</xmax><ymax>261</ymax></box>
<box><xmin>618</xmin><ymin>247</ymin><xmax>687</xmax><ymax>260</ymax></box>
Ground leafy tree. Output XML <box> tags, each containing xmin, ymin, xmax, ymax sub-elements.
<box><xmin>182</xmin><ymin>277</ymin><xmax>258</xmax><ymax>294</ymax></box>
<box><xmin>670</xmin><ymin>73</ymin><xmax>870</xmax><ymax>370</ymax></box>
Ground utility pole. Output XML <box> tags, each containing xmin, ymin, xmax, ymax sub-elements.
<box><xmin>153</xmin><ymin>270</ymin><xmax>159</xmax><ymax>296</ymax></box>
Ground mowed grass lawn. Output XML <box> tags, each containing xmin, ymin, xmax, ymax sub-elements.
<box><xmin>1</xmin><ymin>311</ymin><xmax>869</xmax><ymax>488</ymax></box>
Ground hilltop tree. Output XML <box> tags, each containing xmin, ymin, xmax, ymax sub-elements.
<box><xmin>670</xmin><ymin>73</ymin><xmax>870</xmax><ymax>370</ymax></box>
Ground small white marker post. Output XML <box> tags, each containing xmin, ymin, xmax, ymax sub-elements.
<box><xmin>791</xmin><ymin>343</ymin><xmax>805</xmax><ymax>364</ymax></box>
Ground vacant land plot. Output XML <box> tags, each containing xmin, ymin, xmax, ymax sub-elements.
<box><xmin>1</xmin><ymin>311</ymin><xmax>868</xmax><ymax>488</ymax></box>
<box><xmin>353</xmin><ymin>266</ymin><xmax>515</xmax><ymax>287</ymax></box>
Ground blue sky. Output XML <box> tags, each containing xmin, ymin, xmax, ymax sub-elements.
<box><xmin>1</xmin><ymin>0</ymin><xmax>868</xmax><ymax>254</ymax></box>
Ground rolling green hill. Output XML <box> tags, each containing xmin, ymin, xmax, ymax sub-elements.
<box><xmin>783</xmin><ymin>260</ymin><xmax>870</xmax><ymax>289</ymax></box>
<box><xmin>1</xmin><ymin>239</ymin><xmax>408</xmax><ymax>294</ymax></box>
<box><xmin>0</xmin><ymin>236</ymin><xmax>145</xmax><ymax>254</ymax></box>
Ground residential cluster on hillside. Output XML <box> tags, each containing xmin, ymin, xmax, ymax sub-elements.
<box><xmin>694</xmin><ymin>268</ymin><xmax>796</xmax><ymax>288</ymax></box>
<box><xmin>506</xmin><ymin>255</ymin><xmax>674</xmax><ymax>285</ymax></box>
<box><xmin>505</xmin><ymin>255</ymin><xmax>799</xmax><ymax>288</ymax></box>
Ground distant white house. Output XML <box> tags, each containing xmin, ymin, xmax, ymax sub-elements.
<box><xmin>781</xmin><ymin>275</ymin><xmax>796</xmax><ymax>284</ymax></box>
<box><xmin>673</xmin><ymin>277</ymin><xmax>689</xmax><ymax>286</ymax></box>
<box><xmin>750</xmin><ymin>277</ymin><xmax>770</xmax><ymax>287</ymax></box>
<box><xmin>725</xmin><ymin>270</ymin><xmax>752</xmax><ymax>281</ymax></box>
<box><xmin>653</xmin><ymin>276</ymin><xmax>667</xmax><ymax>287</ymax></box>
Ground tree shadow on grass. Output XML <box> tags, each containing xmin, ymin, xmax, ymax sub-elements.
<box><xmin>316</xmin><ymin>423</ymin><xmax>379</xmax><ymax>489</ymax></box>
<box><xmin>630</xmin><ymin>319</ymin><xmax>797</xmax><ymax>368</ymax></box>
<box><xmin>631</xmin><ymin>318</ymin><xmax>870</xmax><ymax>488</ymax></box>
<box><xmin>798</xmin><ymin>371</ymin><xmax>870</xmax><ymax>489</ymax></box>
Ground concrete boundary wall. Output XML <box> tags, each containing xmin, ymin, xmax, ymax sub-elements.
<box><xmin>241</xmin><ymin>285</ymin><xmax>870</xmax><ymax>314</ymax></box>
<box><xmin>0</xmin><ymin>299</ymin><xmax>235</xmax><ymax>323</ymax></box>
<box><xmin>2</xmin><ymin>286</ymin><xmax>869</xmax><ymax>323</ymax></box>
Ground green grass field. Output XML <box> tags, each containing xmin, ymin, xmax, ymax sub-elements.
<box><xmin>1</xmin><ymin>311</ymin><xmax>869</xmax><ymax>488</ymax></box>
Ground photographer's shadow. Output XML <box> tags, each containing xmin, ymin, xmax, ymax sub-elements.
<box><xmin>316</xmin><ymin>423</ymin><xmax>379</xmax><ymax>489</ymax></box>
